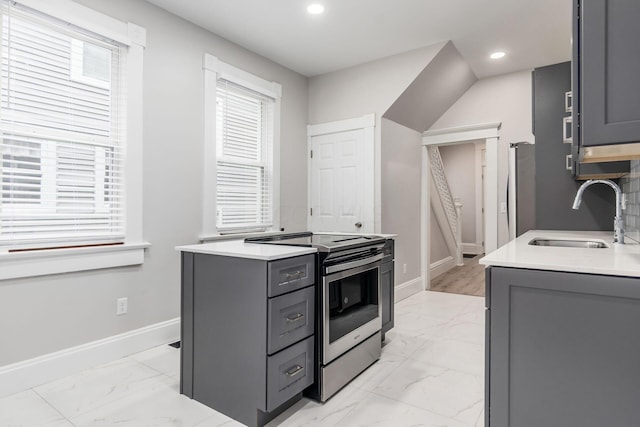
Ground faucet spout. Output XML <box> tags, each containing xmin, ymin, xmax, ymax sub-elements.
<box><xmin>572</xmin><ymin>179</ymin><xmax>625</xmax><ymax>244</ymax></box>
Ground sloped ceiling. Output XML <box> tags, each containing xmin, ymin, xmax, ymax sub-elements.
<box><xmin>383</xmin><ymin>42</ymin><xmax>477</xmax><ymax>132</ymax></box>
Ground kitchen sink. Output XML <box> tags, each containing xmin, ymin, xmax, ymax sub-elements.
<box><xmin>528</xmin><ymin>238</ymin><xmax>609</xmax><ymax>248</ymax></box>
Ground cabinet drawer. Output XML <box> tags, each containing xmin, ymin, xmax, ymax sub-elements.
<box><xmin>268</xmin><ymin>286</ymin><xmax>314</xmax><ymax>355</ymax></box>
<box><xmin>268</xmin><ymin>254</ymin><xmax>315</xmax><ymax>297</ymax></box>
<box><xmin>266</xmin><ymin>336</ymin><xmax>314</xmax><ymax>412</ymax></box>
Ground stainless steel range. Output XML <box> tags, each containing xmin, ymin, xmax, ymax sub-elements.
<box><xmin>246</xmin><ymin>232</ymin><xmax>386</xmax><ymax>401</ymax></box>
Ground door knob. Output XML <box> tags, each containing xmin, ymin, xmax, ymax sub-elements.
<box><xmin>355</xmin><ymin>222</ymin><xmax>362</xmax><ymax>229</ymax></box>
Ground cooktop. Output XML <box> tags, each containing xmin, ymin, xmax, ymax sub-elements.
<box><xmin>245</xmin><ymin>232</ymin><xmax>386</xmax><ymax>252</ymax></box>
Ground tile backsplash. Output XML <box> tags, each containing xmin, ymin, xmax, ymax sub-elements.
<box><xmin>622</xmin><ymin>160</ymin><xmax>640</xmax><ymax>241</ymax></box>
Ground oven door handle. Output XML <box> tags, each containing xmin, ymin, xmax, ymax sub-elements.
<box><xmin>325</xmin><ymin>253</ymin><xmax>384</xmax><ymax>275</ymax></box>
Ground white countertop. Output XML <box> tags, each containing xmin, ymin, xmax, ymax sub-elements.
<box><xmin>176</xmin><ymin>240</ymin><xmax>317</xmax><ymax>261</ymax></box>
<box><xmin>480</xmin><ymin>230</ymin><xmax>640</xmax><ymax>277</ymax></box>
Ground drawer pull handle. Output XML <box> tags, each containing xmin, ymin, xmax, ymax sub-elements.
<box><xmin>285</xmin><ymin>365</ymin><xmax>304</xmax><ymax>377</ymax></box>
<box><xmin>284</xmin><ymin>270</ymin><xmax>305</xmax><ymax>281</ymax></box>
<box><xmin>286</xmin><ymin>313</ymin><xmax>305</xmax><ymax>323</ymax></box>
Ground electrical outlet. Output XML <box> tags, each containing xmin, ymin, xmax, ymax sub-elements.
<box><xmin>403</xmin><ymin>263</ymin><xmax>407</xmax><ymax>274</ymax></box>
<box><xmin>116</xmin><ymin>297</ymin><xmax>128</xmax><ymax>315</ymax></box>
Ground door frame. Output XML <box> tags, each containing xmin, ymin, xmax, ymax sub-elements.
<box><xmin>474</xmin><ymin>141</ymin><xmax>486</xmax><ymax>254</ymax></box>
<box><xmin>307</xmin><ymin>114</ymin><xmax>376</xmax><ymax>232</ymax></box>
<box><xmin>421</xmin><ymin>122</ymin><xmax>501</xmax><ymax>290</ymax></box>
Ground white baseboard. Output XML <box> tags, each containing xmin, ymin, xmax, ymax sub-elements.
<box><xmin>0</xmin><ymin>318</ymin><xmax>180</xmax><ymax>398</ymax></box>
<box><xmin>430</xmin><ymin>256</ymin><xmax>456</xmax><ymax>279</ymax></box>
<box><xmin>462</xmin><ymin>243</ymin><xmax>484</xmax><ymax>255</ymax></box>
<box><xmin>395</xmin><ymin>277</ymin><xmax>424</xmax><ymax>302</ymax></box>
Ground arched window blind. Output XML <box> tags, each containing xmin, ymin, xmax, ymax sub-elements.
<box><xmin>215</xmin><ymin>78</ymin><xmax>274</xmax><ymax>232</ymax></box>
<box><xmin>0</xmin><ymin>2</ymin><xmax>126</xmax><ymax>250</ymax></box>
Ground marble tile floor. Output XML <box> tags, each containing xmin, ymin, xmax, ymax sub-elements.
<box><xmin>0</xmin><ymin>291</ymin><xmax>485</xmax><ymax>427</ymax></box>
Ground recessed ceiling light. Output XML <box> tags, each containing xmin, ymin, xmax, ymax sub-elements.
<box><xmin>307</xmin><ymin>4</ymin><xmax>324</xmax><ymax>14</ymax></box>
<box><xmin>490</xmin><ymin>51</ymin><xmax>506</xmax><ymax>60</ymax></box>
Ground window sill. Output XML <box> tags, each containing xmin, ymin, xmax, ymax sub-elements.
<box><xmin>199</xmin><ymin>230</ymin><xmax>285</xmax><ymax>243</ymax></box>
<box><xmin>0</xmin><ymin>242</ymin><xmax>151</xmax><ymax>280</ymax></box>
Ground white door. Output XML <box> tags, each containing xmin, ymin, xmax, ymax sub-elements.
<box><xmin>309</xmin><ymin>128</ymin><xmax>374</xmax><ymax>233</ymax></box>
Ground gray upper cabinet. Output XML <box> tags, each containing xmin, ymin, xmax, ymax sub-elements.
<box><xmin>575</xmin><ymin>0</ymin><xmax>640</xmax><ymax>147</ymax></box>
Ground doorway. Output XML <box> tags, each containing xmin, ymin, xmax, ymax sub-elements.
<box><xmin>428</xmin><ymin>140</ymin><xmax>486</xmax><ymax>296</ymax></box>
<box><xmin>420</xmin><ymin>122</ymin><xmax>501</xmax><ymax>293</ymax></box>
<box><xmin>307</xmin><ymin>114</ymin><xmax>375</xmax><ymax>233</ymax></box>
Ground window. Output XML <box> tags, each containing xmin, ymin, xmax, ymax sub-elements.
<box><xmin>202</xmin><ymin>54</ymin><xmax>281</xmax><ymax>236</ymax></box>
<box><xmin>0</xmin><ymin>0</ymin><xmax>146</xmax><ymax>279</ymax></box>
<box><xmin>0</xmin><ymin>2</ymin><xmax>125</xmax><ymax>250</ymax></box>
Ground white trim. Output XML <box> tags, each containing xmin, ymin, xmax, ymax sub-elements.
<box><xmin>13</xmin><ymin>0</ymin><xmax>145</xmax><ymax>47</ymax></box>
<box><xmin>475</xmin><ymin>142</ymin><xmax>486</xmax><ymax>252</ymax></box>
<box><xmin>201</xmin><ymin>59</ymin><xmax>218</xmax><ymax>237</ymax></box>
<box><xmin>508</xmin><ymin>144</ymin><xmax>517</xmax><ymax>241</ymax></box>
<box><xmin>422</xmin><ymin>123</ymin><xmax>501</xmax><ymax>290</ymax></box>
<box><xmin>484</xmin><ymin>137</ymin><xmax>499</xmax><ymax>254</ymax></box>
<box><xmin>462</xmin><ymin>243</ymin><xmax>484</xmax><ymax>255</ymax></box>
<box><xmin>394</xmin><ymin>277</ymin><xmax>424</xmax><ymax>302</ymax></box>
<box><xmin>430</xmin><ymin>256</ymin><xmax>456</xmax><ymax>279</ymax></box>
<box><xmin>423</xmin><ymin>122</ymin><xmax>501</xmax><ymax>146</ymax></box>
<box><xmin>202</xmin><ymin>53</ymin><xmax>281</xmax><ymax>99</ymax></box>
<box><xmin>0</xmin><ymin>317</ymin><xmax>179</xmax><ymax>398</ymax></box>
<box><xmin>272</xmin><ymin>92</ymin><xmax>282</xmax><ymax>232</ymax></box>
<box><xmin>307</xmin><ymin>113</ymin><xmax>375</xmax><ymax>137</ymax></box>
<box><xmin>201</xmin><ymin>54</ymin><xmax>282</xmax><ymax>236</ymax></box>
<box><xmin>0</xmin><ymin>243</ymin><xmax>150</xmax><ymax>280</ymax></box>
<box><xmin>124</xmin><ymin>30</ymin><xmax>145</xmax><ymax>245</ymax></box>
<box><xmin>374</xmin><ymin>120</ymin><xmax>381</xmax><ymax>234</ymax></box>
<box><xmin>421</xmin><ymin>145</ymin><xmax>430</xmax><ymax>292</ymax></box>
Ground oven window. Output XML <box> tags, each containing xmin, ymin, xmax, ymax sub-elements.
<box><xmin>328</xmin><ymin>267</ymin><xmax>379</xmax><ymax>343</ymax></box>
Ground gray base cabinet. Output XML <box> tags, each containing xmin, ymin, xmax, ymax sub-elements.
<box><xmin>485</xmin><ymin>267</ymin><xmax>640</xmax><ymax>427</ymax></box>
<box><xmin>181</xmin><ymin>252</ymin><xmax>316</xmax><ymax>427</ymax></box>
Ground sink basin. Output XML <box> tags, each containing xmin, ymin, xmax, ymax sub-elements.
<box><xmin>528</xmin><ymin>238</ymin><xmax>609</xmax><ymax>248</ymax></box>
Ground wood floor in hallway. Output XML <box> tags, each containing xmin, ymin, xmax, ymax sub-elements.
<box><xmin>430</xmin><ymin>254</ymin><xmax>485</xmax><ymax>297</ymax></box>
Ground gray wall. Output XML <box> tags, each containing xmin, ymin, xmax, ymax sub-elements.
<box><xmin>534</xmin><ymin>62</ymin><xmax>615</xmax><ymax>231</ymax></box>
<box><xmin>0</xmin><ymin>0</ymin><xmax>309</xmax><ymax>366</ymax></box>
<box><xmin>430</xmin><ymin>70</ymin><xmax>534</xmax><ymax>248</ymax></box>
<box><xmin>440</xmin><ymin>143</ymin><xmax>479</xmax><ymax>245</ymax></box>
<box><xmin>380</xmin><ymin>118</ymin><xmax>422</xmax><ymax>286</ymax></box>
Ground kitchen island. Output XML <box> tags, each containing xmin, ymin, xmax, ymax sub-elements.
<box><xmin>480</xmin><ymin>230</ymin><xmax>640</xmax><ymax>427</ymax></box>
<box><xmin>177</xmin><ymin>240</ymin><xmax>317</xmax><ymax>427</ymax></box>
<box><xmin>176</xmin><ymin>233</ymin><xmax>395</xmax><ymax>427</ymax></box>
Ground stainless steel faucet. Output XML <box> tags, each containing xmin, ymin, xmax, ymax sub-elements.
<box><xmin>572</xmin><ymin>179</ymin><xmax>625</xmax><ymax>244</ymax></box>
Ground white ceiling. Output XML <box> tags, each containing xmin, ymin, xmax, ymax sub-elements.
<box><xmin>146</xmin><ymin>0</ymin><xmax>572</xmax><ymax>78</ymax></box>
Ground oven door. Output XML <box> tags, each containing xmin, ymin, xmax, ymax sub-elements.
<box><xmin>322</xmin><ymin>261</ymin><xmax>382</xmax><ymax>364</ymax></box>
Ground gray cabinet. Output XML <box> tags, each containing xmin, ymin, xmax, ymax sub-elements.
<box><xmin>381</xmin><ymin>239</ymin><xmax>394</xmax><ymax>336</ymax></box>
<box><xmin>485</xmin><ymin>266</ymin><xmax>640</xmax><ymax>427</ymax></box>
<box><xmin>181</xmin><ymin>252</ymin><xmax>316</xmax><ymax>427</ymax></box>
<box><xmin>574</xmin><ymin>0</ymin><xmax>640</xmax><ymax>147</ymax></box>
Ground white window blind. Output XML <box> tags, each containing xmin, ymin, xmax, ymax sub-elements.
<box><xmin>215</xmin><ymin>78</ymin><xmax>274</xmax><ymax>232</ymax></box>
<box><xmin>0</xmin><ymin>2</ymin><xmax>126</xmax><ymax>249</ymax></box>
